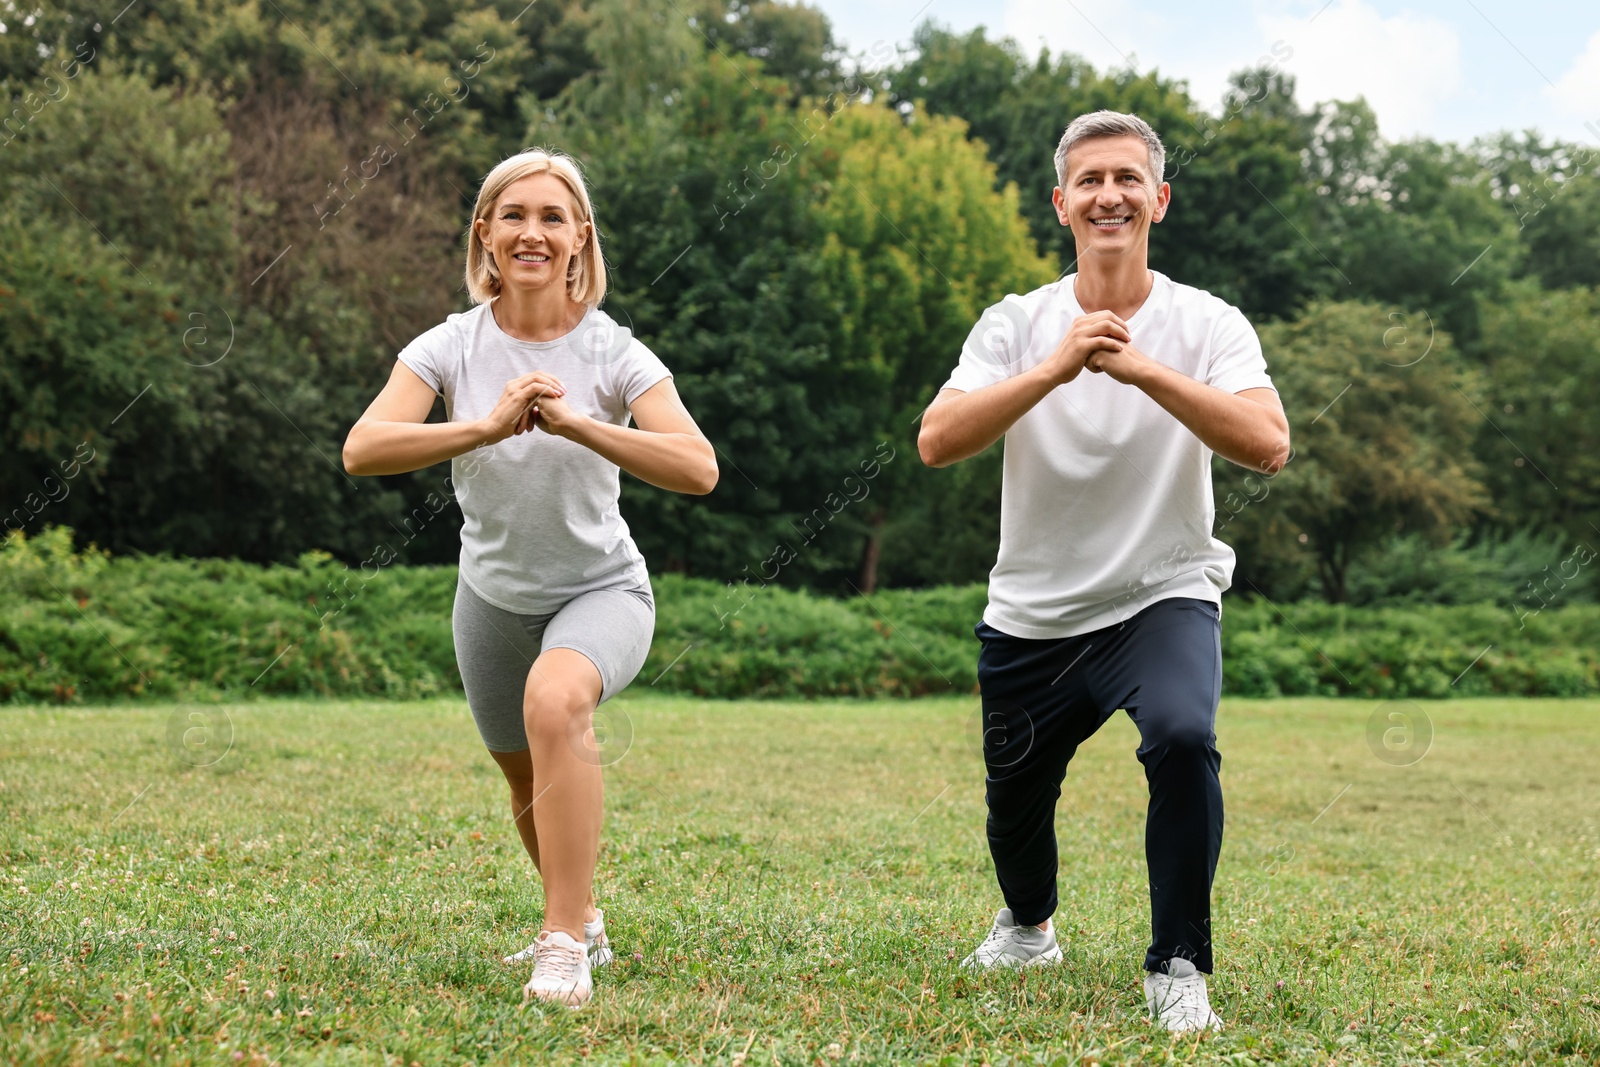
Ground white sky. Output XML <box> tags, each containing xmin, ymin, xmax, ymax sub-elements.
<box><xmin>814</xmin><ymin>0</ymin><xmax>1600</xmax><ymax>146</ymax></box>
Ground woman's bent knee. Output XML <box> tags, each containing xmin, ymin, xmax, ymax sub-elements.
<box><xmin>524</xmin><ymin>684</ymin><xmax>594</xmax><ymax>747</ymax></box>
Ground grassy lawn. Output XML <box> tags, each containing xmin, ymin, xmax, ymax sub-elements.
<box><xmin>1</xmin><ymin>694</ymin><xmax>1597</xmax><ymax>1065</ymax></box>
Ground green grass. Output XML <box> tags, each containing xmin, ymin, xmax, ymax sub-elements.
<box><xmin>2</xmin><ymin>695</ymin><xmax>1597</xmax><ymax>1065</ymax></box>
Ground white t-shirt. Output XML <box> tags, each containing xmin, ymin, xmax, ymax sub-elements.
<box><xmin>397</xmin><ymin>301</ymin><xmax>671</xmax><ymax>614</ymax></box>
<box><xmin>941</xmin><ymin>270</ymin><xmax>1275</xmax><ymax>639</ymax></box>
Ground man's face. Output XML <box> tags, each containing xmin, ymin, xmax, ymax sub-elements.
<box><xmin>1052</xmin><ymin>134</ymin><xmax>1170</xmax><ymax>261</ymax></box>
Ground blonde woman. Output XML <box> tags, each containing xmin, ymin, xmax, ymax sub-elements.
<box><xmin>343</xmin><ymin>149</ymin><xmax>718</xmax><ymax>1007</ymax></box>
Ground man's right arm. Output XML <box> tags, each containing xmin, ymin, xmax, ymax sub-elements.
<box><xmin>917</xmin><ymin>310</ymin><xmax>1129</xmax><ymax>468</ymax></box>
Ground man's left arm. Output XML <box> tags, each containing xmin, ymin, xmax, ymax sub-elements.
<box><xmin>1090</xmin><ymin>345</ymin><xmax>1291</xmax><ymax>474</ymax></box>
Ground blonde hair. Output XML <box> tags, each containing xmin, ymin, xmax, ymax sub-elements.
<box><xmin>465</xmin><ymin>149</ymin><xmax>607</xmax><ymax>306</ymax></box>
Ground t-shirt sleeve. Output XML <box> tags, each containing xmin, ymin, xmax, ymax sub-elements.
<box><xmin>941</xmin><ymin>294</ymin><xmax>1029</xmax><ymax>394</ymax></box>
<box><xmin>1205</xmin><ymin>306</ymin><xmax>1276</xmax><ymax>395</ymax></box>
<box><xmin>615</xmin><ymin>338</ymin><xmax>673</xmax><ymax>406</ymax></box>
<box><xmin>396</xmin><ymin>322</ymin><xmax>452</xmax><ymax>395</ymax></box>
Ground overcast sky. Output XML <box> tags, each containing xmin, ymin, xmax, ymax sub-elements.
<box><xmin>814</xmin><ymin>0</ymin><xmax>1600</xmax><ymax>147</ymax></box>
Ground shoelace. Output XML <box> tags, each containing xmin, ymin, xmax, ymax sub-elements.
<box><xmin>1156</xmin><ymin>973</ymin><xmax>1210</xmax><ymax>1023</ymax></box>
<box><xmin>979</xmin><ymin>921</ymin><xmax>1029</xmax><ymax>958</ymax></box>
<box><xmin>511</xmin><ymin>922</ymin><xmax>602</xmax><ymax>963</ymax></box>
<box><xmin>535</xmin><ymin>938</ymin><xmax>584</xmax><ymax>984</ymax></box>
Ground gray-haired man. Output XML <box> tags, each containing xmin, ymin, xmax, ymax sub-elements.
<box><xmin>919</xmin><ymin>110</ymin><xmax>1291</xmax><ymax>1031</ymax></box>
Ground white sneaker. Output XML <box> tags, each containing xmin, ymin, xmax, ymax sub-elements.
<box><xmin>505</xmin><ymin>910</ymin><xmax>613</xmax><ymax>968</ymax></box>
<box><xmin>522</xmin><ymin>930</ymin><xmax>592</xmax><ymax>1008</ymax></box>
<box><xmin>961</xmin><ymin>908</ymin><xmax>1063</xmax><ymax>969</ymax></box>
<box><xmin>1145</xmin><ymin>957</ymin><xmax>1223</xmax><ymax>1032</ymax></box>
<box><xmin>585</xmin><ymin>911</ymin><xmax>614</xmax><ymax>968</ymax></box>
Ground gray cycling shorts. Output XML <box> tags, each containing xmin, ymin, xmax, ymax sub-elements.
<box><xmin>451</xmin><ymin>577</ymin><xmax>656</xmax><ymax>753</ymax></box>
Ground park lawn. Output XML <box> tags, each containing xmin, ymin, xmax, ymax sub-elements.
<box><xmin>0</xmin><ymin>695</ymin><xmax>1596</xmax><ymax>1066</ymax></box>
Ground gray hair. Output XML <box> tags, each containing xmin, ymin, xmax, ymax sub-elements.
<box><xmin>1053</xmin><ymin>110</ymin><xmax>1165</xmax><ymax>188</ymax></box>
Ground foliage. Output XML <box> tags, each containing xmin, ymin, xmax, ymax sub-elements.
<box><xmin>1305</xmin><ymin>102</ymin><xmax>1521</xmax><ymax>345</ymax></box>
<box><xmin>884</xmin><ymin>24</ymin><xmax>1323</xmax><ymax>321</ymax></box>
<box><xmin>1244</xmin><ymin>302</ymin><xmax>1490</xmax><ymax>602</ymax></box>
<box><xmin>0</xmin><ymin>2</ymin><xmax>1594</xmax><ymax>602</ymax></box>
<box><xmin>3</xmin><ymin>529</ymin><xmax>1595</xmax><ymax>705</ymax></box>
<box><xmin>806</xmin><ymin>102</ymin><xmax>1057</xmax><ymax>590</ymax></box>
<box><xmin>1471</xmin><ymin>282</ymin><xmax>1600</xmax><ymax>549</ymax></box>
<box><xmin>1475</xmin><ymin>130</ymin><xmax>1600</xmax><ymax>291</ymax></box>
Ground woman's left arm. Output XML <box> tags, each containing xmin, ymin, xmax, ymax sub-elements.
<box><xmin>533</xmin><ymin>378</ymin><xmax>720</xmax><ymax>495</ymax></box>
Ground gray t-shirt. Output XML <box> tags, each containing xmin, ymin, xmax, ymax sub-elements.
<box><xmin>397</xmin><ymin>302</ymin><xmax>671</xmax><ymax>614</ymax></box>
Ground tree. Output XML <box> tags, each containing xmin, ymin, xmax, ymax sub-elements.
<box><xmin>1305</xmin><ymin>102</ymin><xmax>1520</xmax><ymax>345</ymax></box>
<box><xmin>686</xmin><ymin>0</ymin><xmax>844</xmax><ymax>98</ymax></box>
<box><xmin>1473</xmin><ymin>282</ymin><xmax>1600</xmax><ymax>548</ymax></box>
<box><xmin>0</xmin><ymin>68</ymin><xmax>421</xmax><ymax>562</ymax></box>
<box><xmin>885</xmin><ymin>23</ymin><xmax>1324</xmax><ymax>321</ymax></box>
<box><xmin>1247</xmin><ymin>301</ymin><xmax>1490</xmax><ymax>601</ymax></box>
<box><xmin>0</xmin><ymin>212</ymin><xmax>186</xmax><ymax>538</ymax></box>
<box><xmin>1475</xmin><ymin>131</ymin><xmax>1600</xmax><ymax>291</ymax></box>
<box><xmin>807</xmin><ymin>102</ymin><xmax>1056</xmax><ymax>591</ymax></box>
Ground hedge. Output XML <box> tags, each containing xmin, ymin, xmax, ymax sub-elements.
<box><xmin>2</xmin><ymin>527</ymin><xmax>1596</xmax><ymax>704</ymax></box>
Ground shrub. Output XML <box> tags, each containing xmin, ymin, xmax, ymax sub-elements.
<box><xmin>2</xmin><ymin>527</ymin><xmax>1595</xmax><ymax>704</ymax></box>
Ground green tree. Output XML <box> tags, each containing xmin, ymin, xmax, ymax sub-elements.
<box><xmin>1305</xmin><ymin>101</ymin><xmax>1520</xmax><ymax>344</ymax></box>
<box><xmin>687</xmin><ymin>0</ymin><xmax>844</xmax><ymax>98</ymax></box>
<box><xmin>1475</xmin><ymin>131</ymin><xmax>1600</xmax><ymax>291</ymax></box>
<box><xmin>0</xmin><ymin>68</ymin><xmax>421</xmax><ymax>562</ymax></box>
<box><xmin>1244</xmin><ymin>301</ymin><xmax>1490</xmax><ymax>601</ymax></box>
<box><xmin>1473</xmin><ymin>282</ymin><xmax>1600</xmax><ymax>547</ymax></box>
<box><xmin>0</xmin><ymin>213</ymin><xmax>186</xmax><ymax>537</ymax></box>
<box><xmin>808</xmin><ymin>102</ymin><xmax>1056</xmax><ymax>591</ymax></box>
<box><xmin>885</xmin><ymin>23</ymin><xmax>1322</xmax><ymax>320</ymax></box>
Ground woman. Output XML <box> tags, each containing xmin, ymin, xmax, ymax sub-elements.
<box><xmin>343</xmin><ymin>149</ymin><xmax>718</xmax><ymax>1007</ymax></box>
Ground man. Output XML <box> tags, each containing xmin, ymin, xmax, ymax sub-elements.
<box><xmin>918</xmin><ymin>110</ymin><xmax>1290</xmax><ymax>1032</ymax></box>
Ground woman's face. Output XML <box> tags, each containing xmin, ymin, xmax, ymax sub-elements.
<box><xmin>475</xmin><ymin>172</ymin><xmax>589</xmax><ymax>296</ymax></box>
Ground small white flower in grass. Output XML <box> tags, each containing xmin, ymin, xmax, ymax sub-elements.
<box><xmin>80</xmin><ymin>917</ymin><xmax>92</xmax><ymax>927</ymax></box>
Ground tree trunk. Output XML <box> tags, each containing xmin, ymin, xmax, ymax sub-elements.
<box><xmin>858</xmin><ymin>512</ymin><xmax>885</xmax><ymax>594</ymax></box>
<box><xmin>1319</xmin><ymin>543</ymin><xmax>1348</xmax><ymax>603</ymax></box>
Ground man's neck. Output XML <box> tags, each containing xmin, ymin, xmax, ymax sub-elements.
<box><xmin>1072</xmin><ymin>255</ymin><xmax>1154</xmax><ymax>321</ymax></box>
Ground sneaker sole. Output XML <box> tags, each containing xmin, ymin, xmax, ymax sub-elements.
<box><xmin>1145</xmin><ymin>985</ymin><xmax>1223</xmax><ymax>1032</ymax></box>
<box><xmin>523</xmin><ymin>981</ymin><xmax>591</xmax><ymax>1009</ymax></box>
<box><xmin>505</xmin><ymin>939</ymin><xmax>612</xmax><ymax>967</ymax></box>
<box><xmin>962</xmin><ymin>943</ymin><xmax>1063</xmax><ymax>970</ymax></box>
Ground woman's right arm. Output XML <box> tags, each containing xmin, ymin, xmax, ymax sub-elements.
<box><xmin>342</xmin><ymin>361</ymin><xmax>564</xmax><ymax>476</ymax></box>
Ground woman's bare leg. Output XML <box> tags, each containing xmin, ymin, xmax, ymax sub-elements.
<box><xmin>489</xmin><ymin>745</ymin><xmax>599</xmax><ymax>924</ymax></box>
<box><xmin>522</xmin><ymin>647</ymin><xmax>605</xmax><ymax>941</ymax></box>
